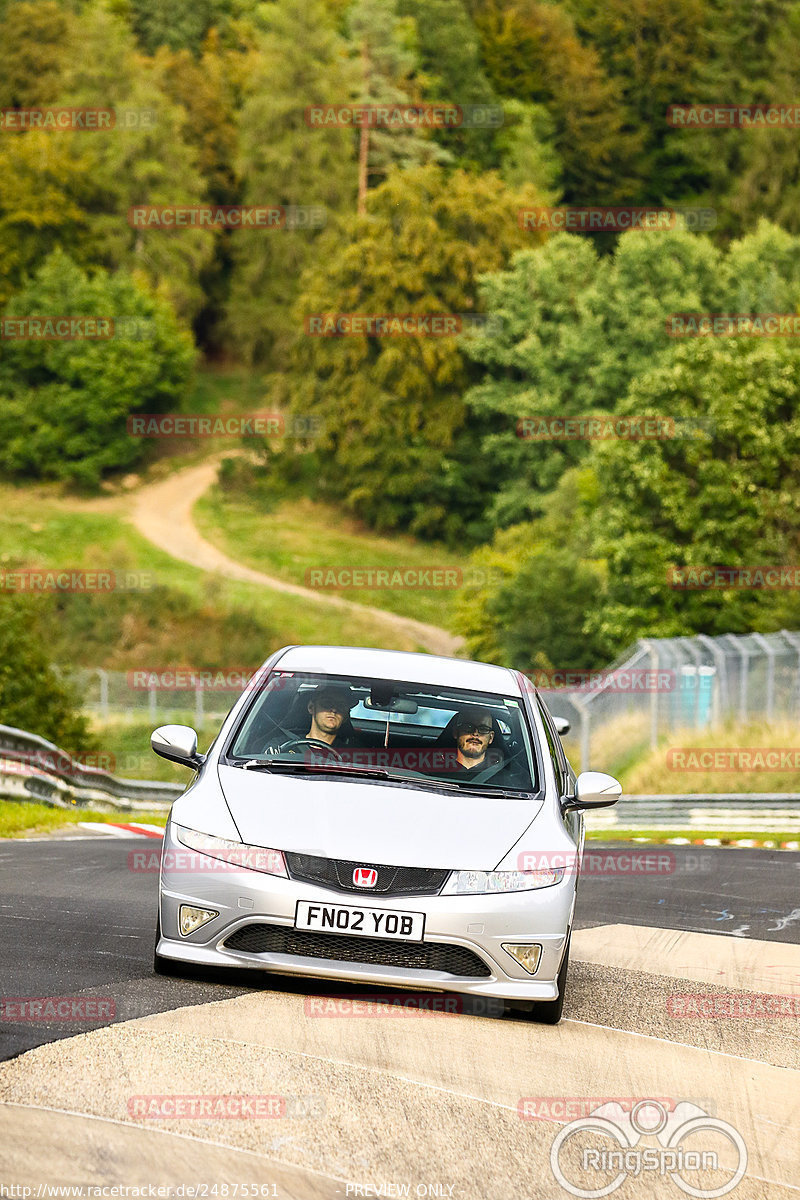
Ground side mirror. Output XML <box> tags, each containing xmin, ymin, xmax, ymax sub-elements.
<box><xmin>564</xmin><ymin>770</ymin><xmax>622</xmax><ymax>811</ymax></box>
<box><xmin>151</xmin><ymin>724</ymin><xmax>205</xmax><ymax>769</ymax></box>
<box><xmin>553</xmin><ymin>717</ymin><xmax>570</xmax><ymax>736</ymax></box>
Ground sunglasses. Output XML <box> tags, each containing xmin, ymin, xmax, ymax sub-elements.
<box><xmin>456</xmin><ymin>721</ymin><xmax>493</xmax><ymax>736</ymax></box>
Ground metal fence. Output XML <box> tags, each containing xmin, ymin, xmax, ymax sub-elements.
<box><xmin>70</xmin><ymin>629</ymin><xmax>800</xmax><ymax>775</ymax></box>
<box><xmin>71</xmin><ymin>668</ymin><xmax>240</xmax><ymax>728</ymax></box>
<box><xmin>540</xmin><ymin>629</ymin><xmax>800</xmax><ymax>773</ymax></box>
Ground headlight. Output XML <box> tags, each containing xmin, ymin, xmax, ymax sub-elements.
<box><xmin>441</xmin><ymin>868</ymin><xmax>564</xmax><ymax>895</ymax></box>
<box><xmin>174</xmin><ymin>825</ymin><xmax>287</xmax><ymax>877</ymax></box>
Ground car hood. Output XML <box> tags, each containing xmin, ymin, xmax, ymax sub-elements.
<box><xmin>217</xmin><ymin>765</ymin><xmax>543</xmax><ymax>870</ymax></box>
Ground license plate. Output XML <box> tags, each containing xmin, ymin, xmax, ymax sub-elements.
<box><xmin>295</xmin><ymin>900</ymin><xmax>425</xmax><ymax>942</ymax></box>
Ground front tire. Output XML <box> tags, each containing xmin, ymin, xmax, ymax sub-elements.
<box><xmin>153</xmin><ymin>912</ymin><xmax>195</xmax><ymax>978</ymax></box>
<box><xmin>531</xmin><ymin>932</ymin><xmax>570</xmax><ymax>1024</ymax></box>
<box><xmin>153</xmin><ymin>913</ymin><xmax>171</xmax><ymax>975</ymax></box>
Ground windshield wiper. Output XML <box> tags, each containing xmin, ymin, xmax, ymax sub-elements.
<box><xmin>232</xmin><ymin>759</ymin><xmax>464</xmax><ymax>790</ymax></box>
<box><xmin>449</xmin><ymin>784</ymin><xmax>539</xmax><ymax>799</ymax></box>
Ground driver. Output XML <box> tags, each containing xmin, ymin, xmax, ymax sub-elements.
<box><xmin>264</xmin><ymin>685</ymin><xmax>355</xmax><ymax>757</ymax></box>
<box><xmin>302</xmin><ymin>685</ymin><xmax>354</xmax><ymax>746</ymax></box>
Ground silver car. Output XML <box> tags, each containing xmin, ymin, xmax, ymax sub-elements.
<box><xmin>152</xmin><ymin>645</ymin><xmax>621</xmax><ymax>1023</ymax></box>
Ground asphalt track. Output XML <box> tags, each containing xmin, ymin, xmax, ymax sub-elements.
<box><xmin>1</xmin><ymin>837</ymin><xmax>799</xmax><ymax>1197</ymax></box>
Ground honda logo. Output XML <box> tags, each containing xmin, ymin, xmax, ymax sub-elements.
<box><xmin>353</xmin><ymin>867</ymin><xmax>378</xmax><ymax>888</ymax></box>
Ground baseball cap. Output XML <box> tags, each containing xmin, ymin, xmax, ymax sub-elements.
<box><xmin>311</xmin><ymin>684</ymin><xmax>354</xmax><ymax>712</ymax></box>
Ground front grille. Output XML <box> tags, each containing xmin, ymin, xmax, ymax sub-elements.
<box><xmin>224</xmin><ymin>923</ymin><xmax>492</xmax><ymax>978</ymax></box>
<box><xmin>285</xmin><ymin>852</ymin><xmax>449</xmax><ymax>897</ymax></box>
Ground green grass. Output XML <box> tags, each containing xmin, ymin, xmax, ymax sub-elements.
<box><xmin>0</xmin><ymin>800</ymin><xmax>167</xmax><ymax>839</ymax></box>
<box><xmin>618</xmin><ymin>720</ymin><xmax>800</xmax><ymax>794</ymax></box>
<box><xmin>585</xmin><ymin>828</ymin><xmax>799</xmax><ymax>844</ymax></box>
<box><xmin>0</xmin><ymin>481</ymin><xmax>436</xmax><ymax>665</ymax></box>
<box><xmin>194</xmin><ymin>486</ymin><xmax>463</xmax><ymax>628</ymax></box>
<box><xmin>91</xmin><ymin>716</ymin><xmax>222</xmax><ymax>783</ymax></box>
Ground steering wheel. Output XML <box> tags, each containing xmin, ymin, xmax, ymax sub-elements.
<box><xmin>279</xmin><ymin>737</ymin><xmax>343</xmax><ymax>762</ymax></box>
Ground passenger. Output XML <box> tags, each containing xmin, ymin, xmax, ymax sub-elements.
<box><xmin>451</xmin><ymin>707</ymin><xmax>499</xmax><ymax>773</ymax></box>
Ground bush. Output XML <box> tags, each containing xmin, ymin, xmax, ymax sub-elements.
<box><xmin>0</xmin><ymin>250</ymin><xmax>195</xmax><ymax>487</ymax></box>
<box><xmin>0</xmin><ymin>595</ymin><xmax>95</xmax><ymax>755</ymax></box>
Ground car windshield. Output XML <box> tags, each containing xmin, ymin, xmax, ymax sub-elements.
<box><xmin>226</xmin><ymin>671</ymin><xmax>539</xmax><ymax>794</ymax></box>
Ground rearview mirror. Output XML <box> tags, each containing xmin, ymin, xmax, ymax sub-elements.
<box><xmin>564</xmin><ymin>771</ymin><xmax>622</xmax><ymax>811</ymax></box>
<box><xmin>364</xmin><ymin>693</ymin><xmax>419</xmax><ymax>714</ymax></box>
<box><xmin>151</xmin><ymin>724</ymin><xmax>205</xmax><ymax>768</ymax></box>
<box><xmin>553</xmin><ymin>717</ymin><xmax>570</xmax><ymax>736</ymax></box>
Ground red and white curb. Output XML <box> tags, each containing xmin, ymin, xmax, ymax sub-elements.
<box><xmin>78</xmin><ymin>822</ymin><xmax>164</xmax><ymax>838</ymax></box>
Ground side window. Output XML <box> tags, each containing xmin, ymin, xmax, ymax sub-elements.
<box><xmin>536</xmin><ymin>698</ymin><xmax>568</xmax><ymax>797</ymax></box>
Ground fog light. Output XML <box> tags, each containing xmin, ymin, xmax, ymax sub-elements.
<box><xmin>502</xmin><ymin>943</ymin><xmax>542</xmax><ymax>974</ymax></box>
<box><xmin>179</xmin><ymin>905</ymin><xmax>218</xmax><ymax>937</ymax></box>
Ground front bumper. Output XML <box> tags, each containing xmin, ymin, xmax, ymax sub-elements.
<box><xmin>155</xmin><ymin>825</ymin><xmax>575</xmax><ymax>1001</ymax></box>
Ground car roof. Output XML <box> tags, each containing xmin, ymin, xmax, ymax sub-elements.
<box><xmin>271</xmin><ymin>645</ymin><xmax>523</xmax><ymax>697</ymax></box>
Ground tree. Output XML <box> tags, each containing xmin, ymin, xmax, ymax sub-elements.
<box><xmin>0</xmin><ymin>132</ymin><xmax>99</xmax><ymax>310</ymax></box>
<box><xmin>275</xmin><ymin>164</ymin><xmax>544</xmax><ymax>541</ymax></box>
<box><xmin>0</xmin><ymin>0</ymin><xmax>73</xmax><ymax>108</ymax></box>
<box><xmin>396</xmin><ymin>0</ymin><xmax>502</xmax><ymax>170</ymax></box>
<box><xmin>461</xmin><ymin>228</ymin><xmax>726</xmax><ymax>528</ymax></box>
<box><xmin>0</xmin><ymin>595</ymin><xmax>95</xmax><ymax>755</ymax></box>
<box><xmin>125</xmin><ymin>0</ymin><xmax>221</xmax><ymax>54</ymax></box>
<box><xmin>53</xmin><ymin>1</ymin><xmax>215</xmax><ymax>323</ymax></box>
<box><xmin>347</xmin><ymin>0</ymin><xmax>449</xmax><ymax>213</ymax></box>
<box><xmin>225</xmin><ymin>0</ymin><xmax>359</xmax><ymax>363</ymax></box>
<box><xmin>0</xmin><ymin>250</ymin><xmax>195</xmax><ymax>486</ymax></box>
<box><xmin>563</xmin><ymin>0</ymin><xmax>708</xmax><ymax>202</ymax></box>
<box><xmin>581</xmin><ymin>338</ymin><xmax>800</xmax><ymax>654</ymax></box>
<box><xmin>723</xmin><ymin>4</ymin><xmax>800</xmax><ymax>234</ymax></box>
<box><xmin>152</xmin><ymin>29</ymin><xmax>253</xmax><ymax>349</ymax></box>
<box><xmin>472</xmin><ymin>0</ymin><xmax>642</xmax><ymax>203</ymax></box>
<box><xmin>667</xmin><ymin>0</ymin><xmax>797</xmax><ymax>235</ymax></box>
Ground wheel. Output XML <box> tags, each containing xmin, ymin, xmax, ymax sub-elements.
<box><xmin>533</xmin><ymin>932</ymin><xmax>570</xmax><ymax>1024</ymax></box>
<box><xmin>153</xmin><ymin>912</ymin><xmax>195</xmax><ymax>978</ymax></box>
<box><xmin>153</xmin><ymin>912</ymin><xmax>171</xmax><ymax>975</ymax></box>
<box><xmin>515</xmin><ymin>933</ymin><xmax>570</xmax><ymax>1025</ymax></box>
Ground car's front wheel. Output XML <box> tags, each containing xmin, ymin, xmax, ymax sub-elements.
<box><xmin>507</xmin><ymin>933</ymin><xmax>570</xmax><ymax>1025</ymax></box>
<box><xmin>153</xmin><ymin>912</ymin><xmax>194</xmax><ymax>978</ymax></box>
<box><xmin>532</xmin><ymin>933</ymin><xmax>570</xmax><ymax>1024</ymax></box>
<box><xmin>153</xmin><ymin>913</ymin><xmax>172</xmax><ymax>975</ymax></box>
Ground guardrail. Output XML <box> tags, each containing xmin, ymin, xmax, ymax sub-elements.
<box><xmin>2</xmin><ymin>724</ymin><xmax>798</xmax><ymax>829</ymax></box>
<box><xmin>0</xmin><ymin>725</ymin><xmax>182</xmax><ymax>811</ymax></box>
<box><xmin>592</xmin><ymin>793</ymin><xmax>800</xmax><ymax>832</ymax></box>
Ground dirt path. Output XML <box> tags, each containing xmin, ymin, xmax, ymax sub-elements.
<box><xmin>129</xmin><ymin>458</ymin><xmax>463</xmax><ymax>656</ymax></box>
